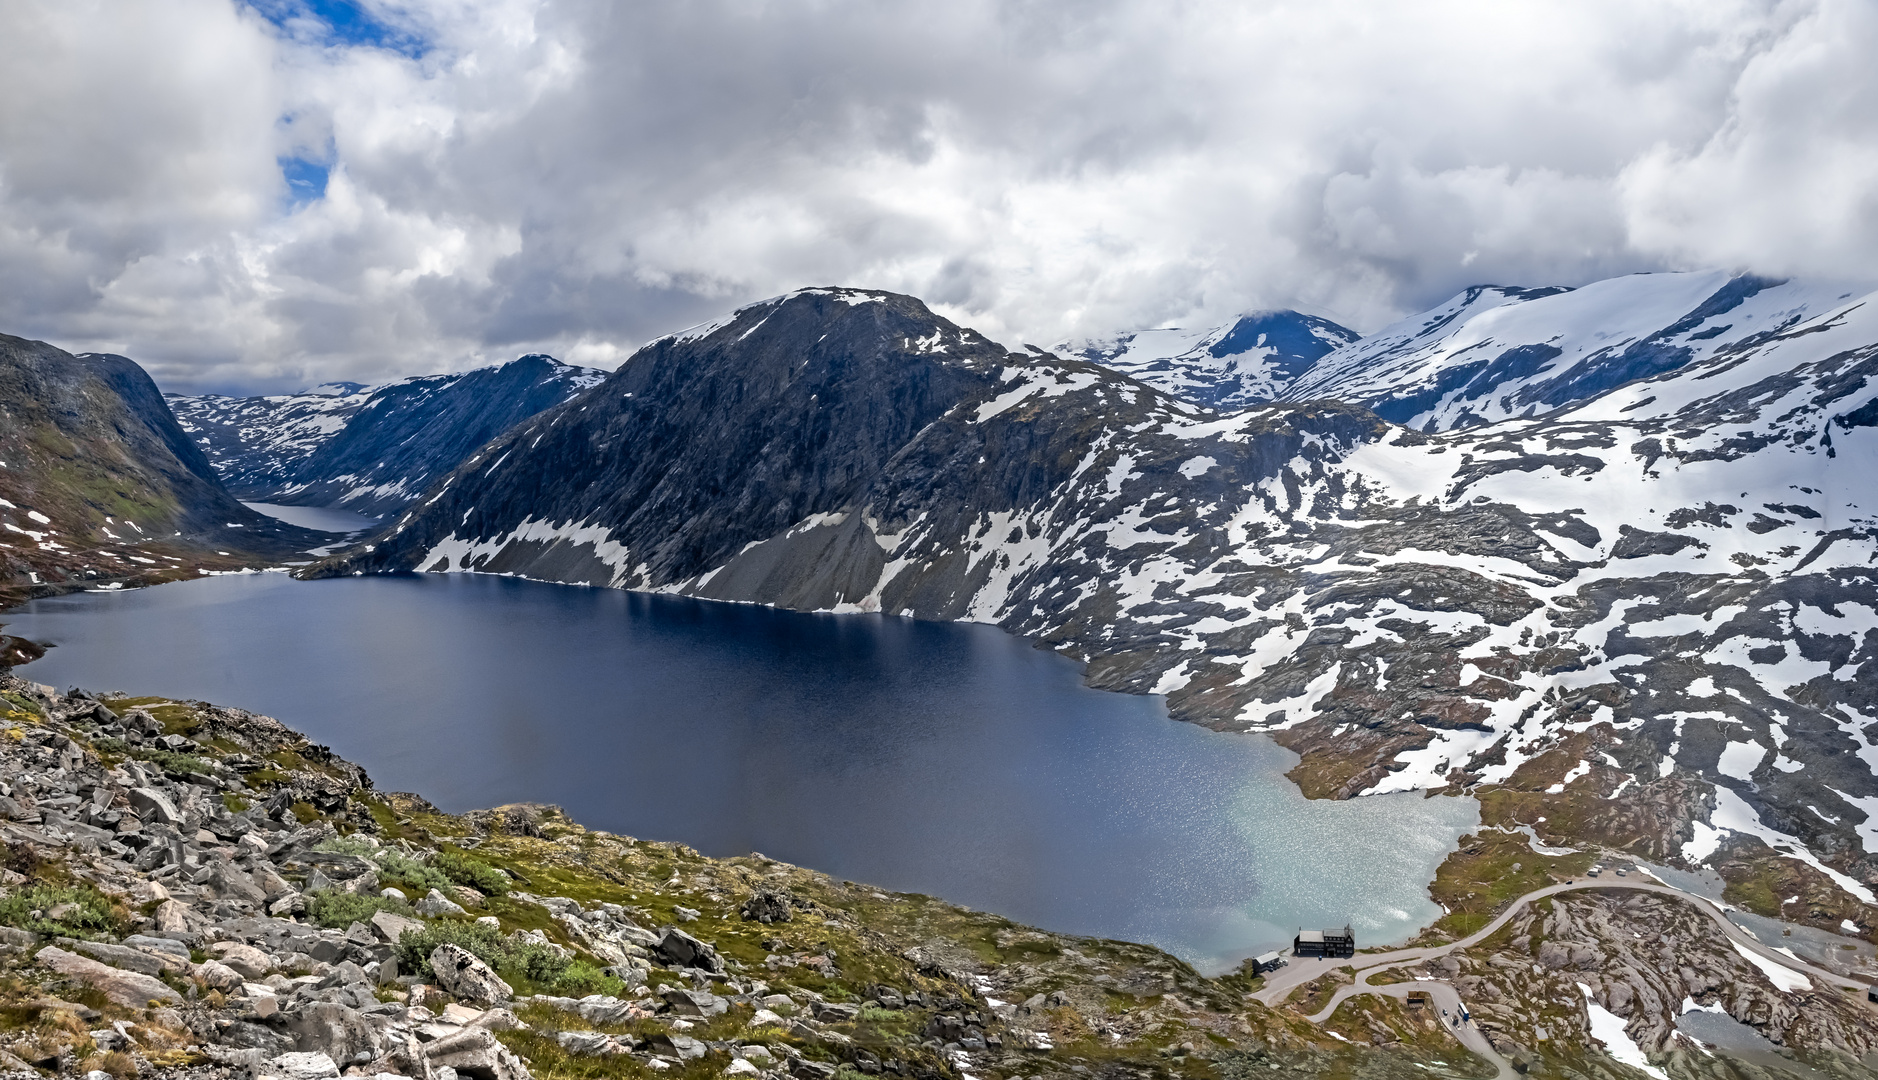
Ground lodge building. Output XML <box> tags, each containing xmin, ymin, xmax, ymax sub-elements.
<box><xmin>1293</xmin><ymin>924</ymin><xmax>1356</xmax><ymax>959</ymax></box>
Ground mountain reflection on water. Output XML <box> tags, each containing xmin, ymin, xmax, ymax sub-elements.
<box><xmin>5</xmin><ymin>572</ymin><xmax>1477</xmax><ymax>974</ymax></box>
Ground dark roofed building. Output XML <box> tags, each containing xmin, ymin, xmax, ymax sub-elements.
<box><xmin>1293</xmin><ymin>925</ymin><xmax>1355</xmax><ymax>959</ymax></box>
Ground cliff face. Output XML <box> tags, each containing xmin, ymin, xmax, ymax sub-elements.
<box><xmin>0</xmin><ymin>334</ymin><xmax>325</xmax><ymax>598</ymax></box>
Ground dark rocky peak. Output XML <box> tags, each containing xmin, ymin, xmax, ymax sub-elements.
<box><xmin>325</xmin><ymin>288</ymin><xmax>1027</xmax><ymax>584</ymax></box>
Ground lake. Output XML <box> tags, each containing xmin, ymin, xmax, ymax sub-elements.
<box><xmin>2</xmin><ymin>572</ymin><xmax>1477</xmax><ymax>974</ymax></box>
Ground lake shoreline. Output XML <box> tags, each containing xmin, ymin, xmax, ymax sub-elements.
<box><xmin>3</xmin><ymin>571</ymin><xmax>1479</xmax><ymax>977</ymax></box>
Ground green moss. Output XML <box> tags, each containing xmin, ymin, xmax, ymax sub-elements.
<box><xmin>132</xmin><ymin>748</ymin><xmax>215</xmax><ymax>778</ymax></box>
<box><xmin>99</xmin><ymin>699</ymin><xmax>197</xmax><ymax>735</ymax></box>
<box><xmin>434</xmin><ymin>850</ymin><xmax>512</xmax><ymax>896</ymax></box>
<box><xmin>1424</xmin><ymin>831</ymin><xmax>1594</xmax><ymax>939</ymax></box>
<box><xmin>0</xmin><ymin>692</ymin><xmax>43</xmax><ymax>719</ymax></box>
<box><xmin>0</xmin><ymin>884</ymin><xmax>128</xmax><ymax>940</ymax></box>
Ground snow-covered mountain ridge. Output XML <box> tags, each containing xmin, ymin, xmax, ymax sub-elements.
<box><xmin>305</xmin><ymin>278</ymin><xmax>1878</xmax><ymax>933</ymax></box>
<box><xmin>168</xmin><ymin>354</ymin><xmax>604</xmax><ymax>515</ymax></box>
<box><xmin>1286</xmin><ymin>271</ymin><xmax>1866</xmax><ymax>430</ymax></box>
<box><xmin>1056</xmin><ymin>310</ymin><xmax>1358</xmax><ymax>410</ymax></box>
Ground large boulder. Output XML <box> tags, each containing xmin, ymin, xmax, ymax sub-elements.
<box><xmin>35</xmin><ymin>946</ymin><xmax>180</xmax><ymax>1008</ymax></box>
<box><xmin>71</xmin><ymin>940</ymin><xmax>170</xmax><ymax>976</ymax></box>
<box><xmin>661</xmin><ymin>987</ymin><xmax>728</xmax><ymax>1017</ymax></box>
<box><xmin>127</xmin><ymin>787</ymin><xmax>182</xmax><ymax>826</ymax></box>
<box><xmin>195</xmin><ymin>960</ymin><xmax>244</xmax><ymax>991</ymax></box>
<box><xmin>371</xmin><ymin>909</ymin><xmax>424</xmax><ymax>944</ymax></box>
<box><xmin>416</xmin><ymin>888</ymin><xmax>468</xmax><ymax>917</ymax></box>
<box><xmin>283</xmin><ymin>1001</ymin><xmax>385</xmax><ymax>1063</ymax></box>
<box><xmin>153</xmin><ymin>899</ymin><xmax>198</xmax><ymax>934</ymax></box>
<box><xmin>656</xmin><ymin>927</ymin><xmax>724</xmax><ymax>973</ymax></box>
<box><xmin>429</xmin><ymin>944</ymin><xmax>513</xmax><ymax>1004</ymax></box>
<box><xmin>207</xmin><ymin>860</ymin><xmax>268</xmax><ymax>905</ymax></box>
<box><xmin>424</xmin><ymin>1026</ymin><xmax>533</xmax><ymax>1080</ymax></box>
<box><xmin>266</xmin><ymin>1051</ymin><xmax>341</xmax><ymax>1080</ymax></box>
<box><xmin>209</xmin><ymin>941</ymin><xmax>277</xmax><ymax>980</ymax></box>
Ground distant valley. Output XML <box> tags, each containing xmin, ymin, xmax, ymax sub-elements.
<box><xmin>167</xmin><ymin>355</ymin><xmax>604</xmax><ymax>516</ymax></box>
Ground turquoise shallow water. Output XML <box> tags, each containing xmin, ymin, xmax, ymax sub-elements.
<box><xmin>4</xmin><ymin>572</ymin><xmax>1477</xmax><ymax>974</ymax></box>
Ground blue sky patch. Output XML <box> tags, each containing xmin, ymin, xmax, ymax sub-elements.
<box><xmin>242</xmin><ymin>0</ymin><xmax>430</xmax><ymax>59</ymax></box>
<box><xmin>279</xmin><ymin>155</ymin><xmax>331</xmax><ymax>207</ymax></box>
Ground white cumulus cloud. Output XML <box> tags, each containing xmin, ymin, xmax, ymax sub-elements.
<box><xmin>0</xmin><ymin>0</ymin><xmax>1872</xmax><ymax>393</ymax></box>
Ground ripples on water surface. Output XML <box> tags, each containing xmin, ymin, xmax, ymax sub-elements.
<box><xmin>4</xmin><ymin>573</ymin><xmax>1477</xmax><ymax>973</ymax></box>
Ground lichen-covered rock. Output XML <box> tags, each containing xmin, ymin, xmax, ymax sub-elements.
<box><xmin>429</xmin><ymin>943</ymin><xmax>512</xmax><ymax>1003</ymax></box>
<box><xmin>416</xmin><ymin>887</ymin><xmax>468</xmax><ymax>917</ymax></box>
<box><xmin>423</xmin><ymin>1026</ymin><xmax>532</xmax><ymax>1080</ymax></box>
<box><xmin>35</xmin><ymin>946</ymin><xmax>180</xmax><ymax>1008</ymax></box>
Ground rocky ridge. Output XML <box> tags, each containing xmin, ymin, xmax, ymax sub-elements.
<box><xmin>0</xmin><ymin>670</ymin><xmax>1872</xmax><ymax>1079</ymax></box>
<box><xmin>0</xmin><ymin>335</ymin><xmax>331</xmax><ymax>604</ymax></box>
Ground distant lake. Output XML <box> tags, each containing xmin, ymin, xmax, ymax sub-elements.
<box><xmin>4</xmin><ymin>573</ymin><xmax>1476</xmax><ymax>974</ymax></box>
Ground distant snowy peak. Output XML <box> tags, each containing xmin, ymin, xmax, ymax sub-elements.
<box><xmin>167</xmin><ymin>353</ymin><xmax>606</xmax><ymax>513</ymax></box>
<box><xmin>1288</xmin><ymin>272</ymin><xmax>1867</xmax><ymax>431</ymax></box>
<box><xmin>307</xmin><ymin>381</ymin><xmax>373</xmax><ymax>397</ymax></box>
<box><xmin>1058</xmin><ymin>310</ymin><xmax>1359</xmax><ymax>410</ymax></box>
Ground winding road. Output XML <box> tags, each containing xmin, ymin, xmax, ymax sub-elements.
<box><xmin>1252</xmin><ymin>877</ymin><xmax>1875</xmax><ymax>1079</ymax></box>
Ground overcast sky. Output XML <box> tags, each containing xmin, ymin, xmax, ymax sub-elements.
<box><xmin>1</xmin><ymin>0</ymin><xmax>1873</xmax><ymax>394</ymax></box>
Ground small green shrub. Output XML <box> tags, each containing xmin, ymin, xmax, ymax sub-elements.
<box><xmin>433</xmin><ymin>851</ymin><xmax>511</xmax><ymax>896</ymax></box>
<box><xmin>373</xmin><ymin>850</ymin><xmax>452</xmax><ymax>894</ymax></box>
<box><xmin>394</xmin><ymin>920</ymin><xmax>505</xmax><ymax>977</ymax></box>
<box><xmin>549</xmin><ymin>960</ymin><xmax>617</xmax><ymax>998</ymax></box>
<box><xmin>314</xmin><ymin>837</ymin><xmax>455</xmax><ymax>894</ymax></box>
<box><xmin>394</xmin><ymin>922</ymin><xmax>620</xmax><ymax>997</ymax></box>
<box><xmin>305</xmin><ymin>890</ymin><xmax>413</xmax><ymax>929</ymax></box>
<box><xmin>137</xmin><ymin>748</ymin><xmax>215</xmax><ymax>778</ymax></box>
<box><xmin>0</xmin><ymin>883</ymin><xmax>127</xmax><ymax>939</ymax></box>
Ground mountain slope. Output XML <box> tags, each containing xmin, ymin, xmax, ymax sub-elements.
<box><xmin>1287</xmin><ymin>272</ymin><xmax>1862</xmax><ymax>430</ymax></box>
<box><xmin>1057</xmin><ymin>310</ymin><xmax>1358</xmax><ymax>409</ymax></box>
<box><xmin>168</xmin><ymin>355</ymin><xmax>604</xmax><ymax>515</ymax></box>
<box><xmin>0</xmin><ymin>334</ymin><xmax>328</xmax><ymax>598</ymax></box>
<box><xmin>167</xmin><ymin>381</ymin><xmax>377</xmax><ymax>496</ymax></box>
<box><xmin>310</xmin><ymin>280</ymin><xmax>1878</xmax><ymax>931</ymax></box>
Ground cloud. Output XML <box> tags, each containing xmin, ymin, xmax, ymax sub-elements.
<box><xmin>0</xmin><ymin>0</ymin><xmax>1872</xmax><ymax>392</ymax></box>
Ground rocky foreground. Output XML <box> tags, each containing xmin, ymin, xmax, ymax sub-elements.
<box><xmin>0</xmin><ymin>673</ymin><xmax>1873</xmax><ymax>1080</ymax></box>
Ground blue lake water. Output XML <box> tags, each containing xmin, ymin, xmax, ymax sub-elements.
<box><xmin>241</xmin><ymin>502</ymin><xmax>382</xmax><ymax>535</ymax></box>
<box><xmin>2</xmin><ymin>573</ymin><xmax>1477</xmax><ymax>974</ymax></box>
